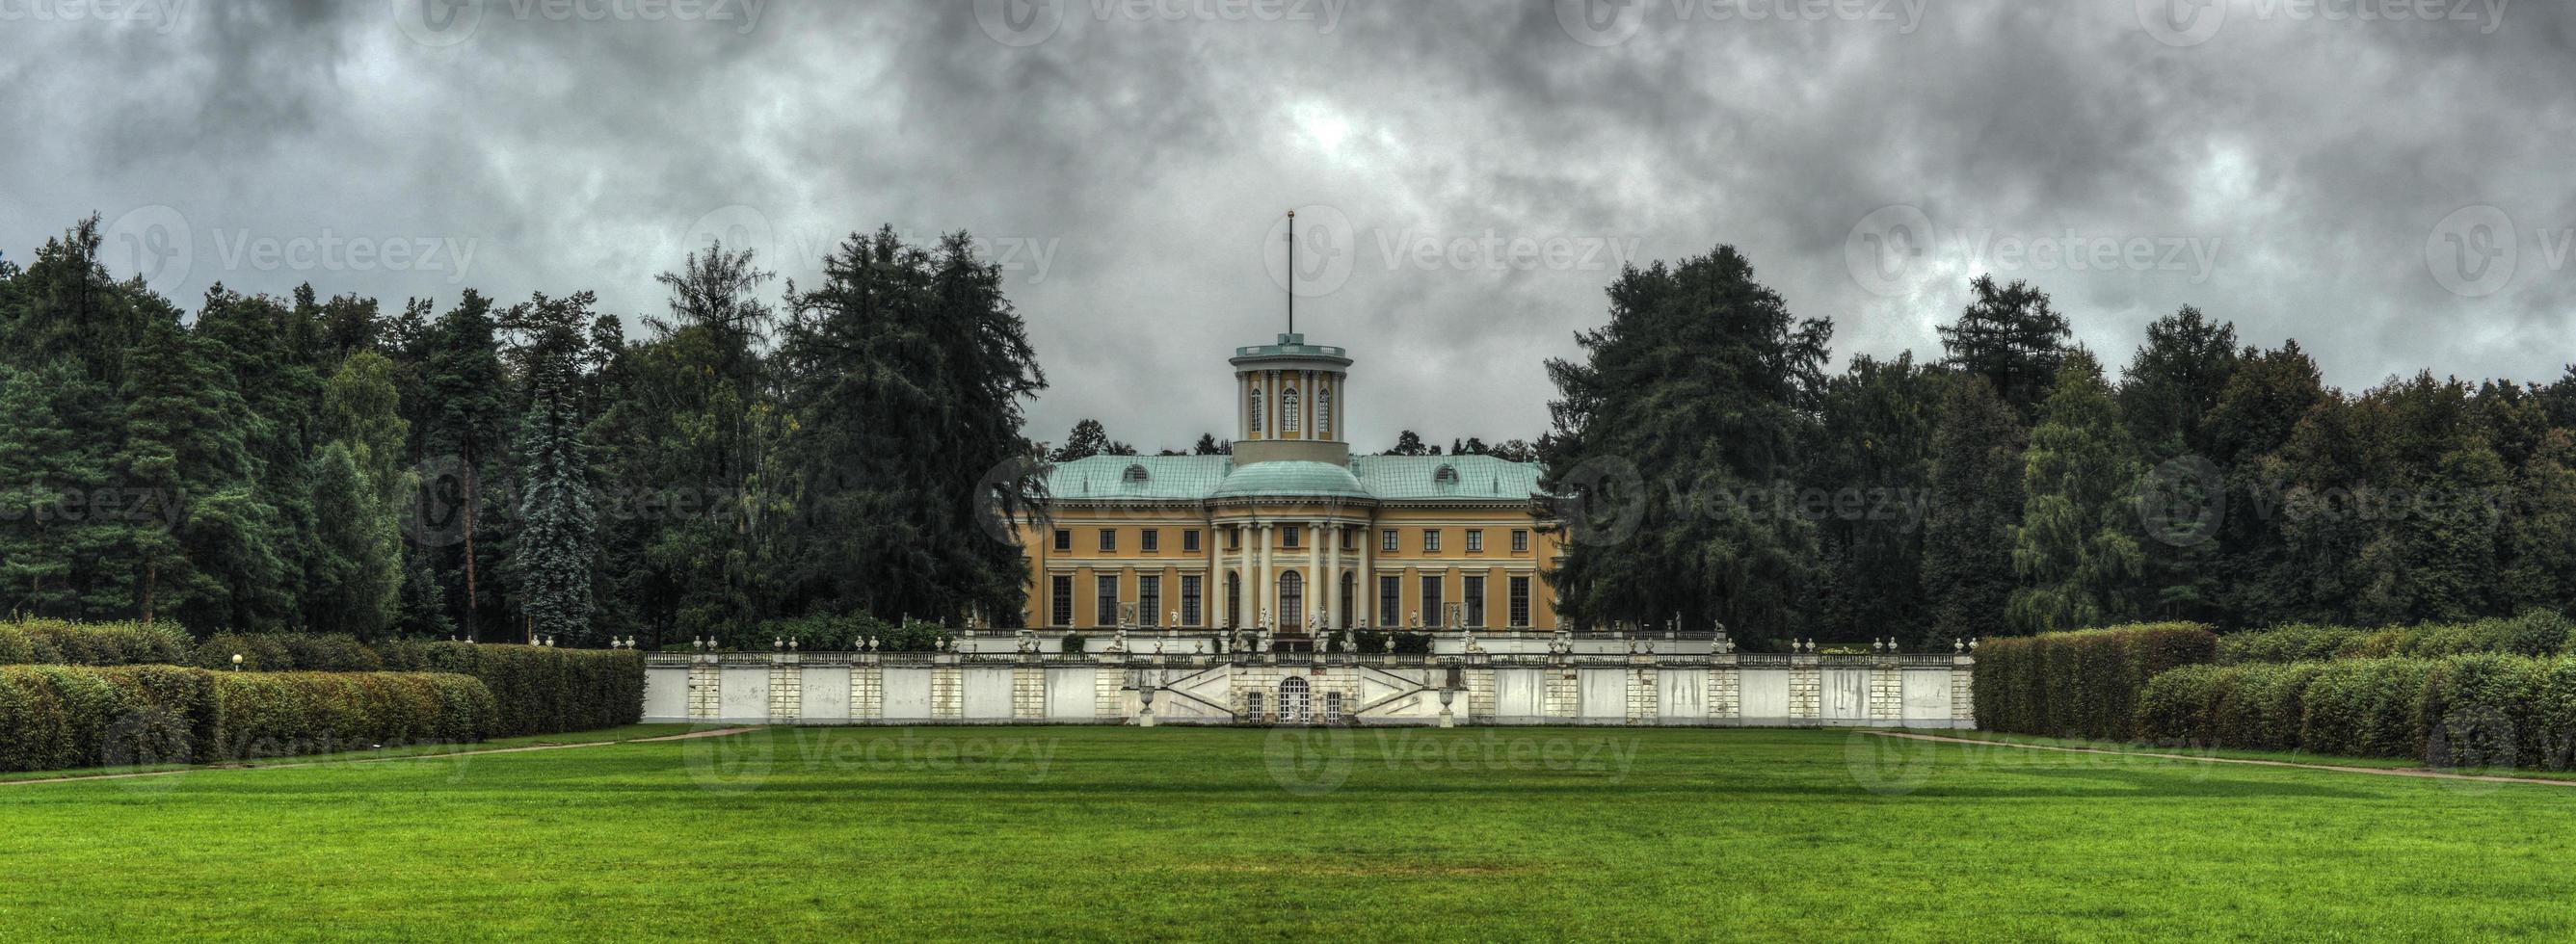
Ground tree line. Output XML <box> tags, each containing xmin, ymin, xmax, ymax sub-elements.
<box><xmin>1542</xmin><ymin>247</ymin><xmax>2576</xmax><ymax>646</ymax></box>
<box><xmin>0</xmin><ymin>218</ymin><xmax>1045</xmax><ymax>645</ymax></box>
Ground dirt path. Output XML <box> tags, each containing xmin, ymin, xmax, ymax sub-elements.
<box><xmin>1870</xmin><ymin>730</ymin><xmax>2576</xmax><ymax>788</ymax></box>
<box><xmin>1</xmin><ymin>725</ymin><xmax>764</xmax><ymax>787</ymax></box>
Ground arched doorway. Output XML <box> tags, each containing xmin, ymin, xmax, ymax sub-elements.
<box><xmin>1280</xmin><ymin>676</ymin><xmax>1312</xmax><ymax>724</ymax></box>
<box><xmin>1340</xmin><ymin>571</ymin><xmax>1356</xmax><ymax>628</ymax></box>
<box><xmin>1279</xmin><ymin>570</ymin><xmax>1304</xmax><ymax>630</ymax></box>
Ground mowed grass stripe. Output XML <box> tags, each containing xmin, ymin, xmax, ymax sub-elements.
<box><xmin>0</xmin><ymin>727</ymin><xmax>2569</xmax><ymax>941</ymax></box>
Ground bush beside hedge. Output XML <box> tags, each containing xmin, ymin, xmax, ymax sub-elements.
<box><xmin>2135</xmin><ymin>654</ymin><xmax>2576</xmax><ymax>770</ymax></box>
<box><xmin>2217</xmin><ymin>611</ymin><xmax>2575</xmax><ymax>665</ymax></box>
<box><xmin>0</xmin><ymin>665</ymin><xmax>494</xmax><ymax>773</ymax></box>
<box><xmin>0</xmin><ymin>619</ymin><xmax>195</xmax><ymax>667</ymax></box>
<box><xmin>1973</xmin><ymin>623</ymin><xmax>2217</xmax><ymax>740</ymax></box>
<box><xmin>418</xmin><ymin>643</ymin><xmax>643</xmax><ymax>737</ymax></box>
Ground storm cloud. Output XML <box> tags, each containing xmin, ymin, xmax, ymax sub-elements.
<box><xmin>4</xmin><ymin>0</ymin><xmax>2572</xmax><ymax>451</ymax></box>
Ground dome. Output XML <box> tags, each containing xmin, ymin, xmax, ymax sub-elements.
<box><xmin>1209</xmin><ymin>460</ymin><xmax>1372</xmax><ymax>501</ymax></box>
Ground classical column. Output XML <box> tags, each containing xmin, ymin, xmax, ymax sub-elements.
<box><xmin>1307</xmin><ymin>519</ymin><xmax>1323</xmax><ymax>632</ymax></box>
<box><xmin>1324</xmin><ymin>524</ymin><xmax>1341</xmax><ymax>630</ymax></box>
<box><xmin>1206</xmin><ymin>520</ymin><xmax>1221</xmax><ymax>628</ymax></box>
<box><xmin>1255</xmin><ymin>521</ymin><xmax>1273</xmax><ymax>630</ymax></box>
<box><xmin>1358</xmin><ymin>517</ymin><xmax>1373</xmax><ymax>626</ymax></box>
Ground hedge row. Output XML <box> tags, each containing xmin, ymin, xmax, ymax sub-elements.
<box><xmin>416</xmin><ymin>643</ymin><xmax>643</xmax><ymax>737</ymax></box>
<box><xmin>0</xmin><ymin>666</ymin><xmax>495</xmax><ymax>773</ymax></box>
<box><xmin>13</xmin><ymin>623</ymin><xmax>645</xmax><ymax>739</ymax></box>
<box><xmin>0</xmin><ymin>619</ymin><xmax>195</xmax><ymax>667</ymax></box>
<box><xmin>2216</xmin><ymin>611</ymin><xmax>2576</xmax><ymax>665</ymax></box>
<box><xmin>1973</xmin><ymin>623</ymin><xmax>2217</xmax><ymax>740</ymax></box>
<box><xmin>2136</xmin><ymin>654</ymin><xmax>2576</xmax><ymax>769</ymax></box>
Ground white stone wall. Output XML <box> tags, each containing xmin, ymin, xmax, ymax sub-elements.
<box><xmin>640</xmin><ymin>655</ymin><xmax>1978</xmax><ymax>728</ymax></box>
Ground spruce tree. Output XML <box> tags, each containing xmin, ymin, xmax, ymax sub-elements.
<box><xmin>2006</xmin><ymin>350</ymin><xmax>2144</xmax><ymax>633</ymax></box>
<box><xmin>1938</xmin><ymin>275</ymin><xmax>2071</xmax><ymax>417</ymax></box>
<box><xmin>1920</xmin><ymin>374</ymin><xmax>2024</xmax><ymax>641</ymax></box>
<box><xmin>509</xmin><ymin>328</ymin><xmax>598</xmax><ymax>643</ymax></box>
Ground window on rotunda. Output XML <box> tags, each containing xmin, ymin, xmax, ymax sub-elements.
<box><xmin>1282</xmin><ymin>388</ymin><xmax>1300</xmax><ymax>433</ymax></box>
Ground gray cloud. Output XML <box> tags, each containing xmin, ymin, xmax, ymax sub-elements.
<box><xmin>7</xmin><ymin>0</ymin><xmax>2575</xmax><ymax>454</ymax></box>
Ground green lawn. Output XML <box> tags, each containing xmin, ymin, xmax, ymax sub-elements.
<box><xmin>3</xmin><ymin>726</ymin><xmax>2571</xmax><ymax>941</ymax></box>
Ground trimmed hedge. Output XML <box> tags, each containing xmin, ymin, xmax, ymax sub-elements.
<box><xmin>2135</xmin><ymin>654</ymin><xmax>2576</xmax><ymax>770</ymax></box>
<box><xmin>1973</xmin><ymin>623</ymin><xmax>2217</xmax><ymax>741</ymax></box>
<box><xmin>0</xmin><ymin>665</ymin><xmax>493</xmax><ymax>773</ymax></box>
<box><xmin>0</xmin><ymin>619</ymin><xmax>195</xmax><ymax>667</ymax></box>
<box><xmin>2217</xmin><ymin>611</ymin><xmax>2575</xmax><ymax>665</ymax></box>
<box><xmin>419</xmin><ymin>643</ymin><xmax>644</xmax><ymax>737</ymax></box>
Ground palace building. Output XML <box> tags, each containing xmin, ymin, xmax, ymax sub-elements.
<box><xmin>1017</xmin><ymin>331</ymin><xmax>1564</xmax><ymax>637</ymax></box>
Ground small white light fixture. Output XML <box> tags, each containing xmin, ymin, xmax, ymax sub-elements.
<box><xmin>230</xmin><ymin>653</ymin><xmax>243</xmax><ymax>671</ymax></box>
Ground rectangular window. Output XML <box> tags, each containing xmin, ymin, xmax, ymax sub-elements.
<box><xmin>1423</xmin><ymin>530</ymin><xmax>1442</xmax><ymax>553</ymax></box>
<box><xmin>1381</xmin><ymin>529</ymin><xmax>1398</xmax><ymax>552</ymax></box>
<box><xmin>1464</xmin><ymin>575</ymin><xmax>1486</xmax><ymax>627</ymax></box>
<box><xmin>1053</xmin><ymin>529</ymin><xmax>1071</xmax><ymax>552</ymax></box>
<box><xmin>1096</xmin><ymin>574</ymin><xmax>1119</xmax><ymax>625</ymax></box>
<box><xmin>1142</xmin><ymin>529</ymin><xmax>1159</xmax><ymax>553</ymax></box>
<box><xmin>1511</xmin><ymin>530</ymin><xmax>1529</xmax><ymax>553</ymax></box>
<box><xmin>1379</xmin><ymin>575</ymin><xmax>1400</xmax><ymax>626</ymax></box>
<box><xmin>1182</xmin><ymin>529</ymin><xmax>1201</xmax><ymax>553</ymax></box>
<box><xmin>1421</xmin><ymin>575</ymin><xmax>1445</xmax><ymax>627</ymax></box>
<box><xmin>1509</xmin><ymin>576</ymin><xmax>1530</xmax><ymax>627</ymax></box>
<box><xmin>1228</xmin><ymin>528</ymin><xmax>1241</xmax><ymax>550</ymax></box>
<box><xmin>1139</xmin><ymin>575</ymin><xmax>1161</xmax><ymax>626</ymax></box>
<box><xmin>1466</xmin><ymin>530</ymin><xmax>1484</xmax><ymax>553</ymax></box>
<box><xmin>1340</xmin><ymin>528</ymin><xmax>1355</xmax><ymax>551</ymax></box>
<box><xmin>1099</xmin><ymin>529</ymin><xmax>1117</xmax><ymax>552</ymax></box>
<box><xmin>1182</xmin><ymin>575</ymin><xmax>1203</xmax><ymax>626</ymax></box>
<box><xmin>1050</xmin><ymin>575</ymin><xmax>1073</xmax><ymax>626</ymax></box>
<box><xmin>1283</xmin><ymin>525</ymin><xmax>1301</xmax><ymax>548</ymax></box>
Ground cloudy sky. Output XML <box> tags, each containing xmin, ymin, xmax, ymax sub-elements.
<box><xmin>5</xmin><ymin>0</ymin><xmax>2571</xmax><ymax>451</ymax></box>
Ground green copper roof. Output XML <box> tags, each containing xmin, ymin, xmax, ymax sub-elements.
<box><xmin>1042</xmin><ymin>454</ymin><xmax>1540</xmax><ymax>505</ymax></box>
<box><xmin>1230</xmin><ymin>333</ymin><xmax>1352</xmax><ymax>365</ymax></box>
<box><xmin>1209</xmin><ymin>460</ymin><xmax>1371</xmax><ymax>501</ymax></box>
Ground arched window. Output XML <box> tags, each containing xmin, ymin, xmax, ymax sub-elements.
<box><xmin>1316</xmin><ymin>386</ymin><xmax>1333</xmax><ymax>435</ymax></box>
<box><xmin>1280</xmin><ymin>676</ymin><xmax>1312</xmax><ymax>724</ymax></box>
<box><xmin>1282</xmin><ymin>388</ymin><xmax>1301</xmax><ymax>433</ymax></box>
<box><xmin>1341</xmin><ymin>571</ymin><xmax>1356</xmax><ymax>627</ymax></box>
<box><xmin>1121</xmin><ymin>464</ymin><xmax>1149</xmax><ymax>488</ymax></box>
<box><xmin>1227</xmin><ymin>571</ymin><xmax>1243</xmax><ymax>629</ymax></box>
<box><xmin>1249</xmin><ymin>388</ymin><xmax>1263</xmax><ymax>433</ymax></box>
<box><xmin>1433</xmin><ymin>464</ymin><xmax>1460</xmax><ymax>490</ymax></box>
<box><xmin>1279</xmin><ymin>570</ymin><xmax>1304</xmax><ymax>630</ymax></box>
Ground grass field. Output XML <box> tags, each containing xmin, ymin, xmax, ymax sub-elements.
<box><xmin>4</xmin><ymin>726</ymin><xmax>2572</xmax><ymax>941</ymax></box>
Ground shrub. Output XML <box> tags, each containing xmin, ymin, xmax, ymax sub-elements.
<box><xmin>420</xmin><ymin>643</ymin><xmax>643</xmax><ymax>737</ymax></box>
<box><xmin>2217</xmin><ymin>624</ymin><xmax>2372</xmax><ymax>666</ymax></box>
<box><xmin>2422</xmin><ymin>654</ymin><xmax>2549</xmax><ymax>770</ymax></box>
<box><xmin>2221</xmin><ymin>611</ymin><xmax>2575</xmax><ymax>665</ymax></box>
<box><xmin>2135</xmin><ymin>664</ymin><xmax>2228</xmax><ymax>747</ymax></box>
<box><xmin>1059</xmin><ymin>633</ymin><xmax>1087</xmax><ymax>654</ymax></box>
<box><xmin>0</xmin><ymin>619</ymin><xmax>193</xmax><ymax>667</ymax></box>
<box><xmin>0</xmin><ymin>665</ymin><xmax>492</xmax><ymax>773</ymax></box>
<box><xmin>207</xmin><ymin>671</ymin><xmax>494</xmax><ymax>760</ymax></box>
<box><xmin>1974</xmin><ymin>623</ymin><xmax>2217</xmax><ymax>740</ymax></box>
<box><xmin>2297</xmin><ymin>658</ymin><xmax>2434</xmax><ymax>759</ymax></box>
<box><xmin>2215</xmin><ymin>663</ymin><xmax>2325</xmax><ymax>751</ymax></box>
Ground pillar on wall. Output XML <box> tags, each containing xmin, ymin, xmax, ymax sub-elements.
<box><xmin>1707</xmin><ymin>652</ymin><xmax>1740</xmax><ymax>726</ymax></box>
<box><xmin>1544</xmin><ymin>667</ymin><xmax>1579</xmax><ymax>720</ymax></box>
<box><xmin>1628</xmin><ymin>656</ymin><xmax>1658</xmax><ymax>726</ymax></box>
<box><xmin>769</xmin><ymin>652</ymin><xmax>803</xmax><ymax>723</ymax></box>
<box><xmin>851</xmin><ymin>654</ymin><xmax>882</xmax><ymax>722</ymax></box>
<box><xmin>1869</xmin><ymin>656</ymin><xmax>1903</xmax><ymax>725</ymax></box>
<box><xmin>1952</xmin><ymin>653</ymin><xmax>1977</xmax><ymax>728</ymax></box>
<box><xmin>688</xmin><ymin>654</ymin><xmax>721</xmax><ymax>721</ymax></box>
<box><xmin>931</xmin><ymin>654</ymin><xmax>962</xmax><ymax>721</ymax></box>
<box><xmin>1095</xmin><ymin>662</ymin><xmax>1124</xmax><ymax>722</ymax></box>
<box><xmin>1466</xmin><ymin>664</ymin><xmax>1496</xmax><ymax>722</ymax></box>
<box><xmin>1014</xmin><ymin>665</ymin><xmax>1046</xmax><ymax>720</ymax></box>
<box><xmin>1789</xmin><ymin>651</ymin><xmax>1821</xmax><ymax>725</ymax></box>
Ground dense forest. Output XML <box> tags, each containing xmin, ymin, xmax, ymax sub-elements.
<box><xmin>0</xmin><ymin>217</ymin><xmax>1045</xmax><ymax>645</ymax></box>
<box><xmin>1543</xmin><ymin>247</ymin><xmax>2576</xmax><ymax>645</ymax></box>
<box><xmin>7</xmin><ymin>217</ymin><xmax>2572</xmax><ymax>648</ymax></box>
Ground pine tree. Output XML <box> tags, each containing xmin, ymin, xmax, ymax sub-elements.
<box><xmin>509</xmin><ymin>328</ymin><xmax>598</xmax><ymax>643</ymax></box>
<box><xmin>1804</xmin><ymin>353</ymin><xmax>1939</xmax><ymax>643</ymax></box>
<box><xmin>308</xmin><ymin>351</ymin><xmax>412</xmax><ymax>639</ymax></box>
<box><xmin>775</xmin><ymin>226</ymin><xmax>1048</xmax><ymax>623</ymax></box>
<box><xmin>114</xmin><ymin>317</ymin><xmax>262</xmax><ymax>627</ymax></box>
<box><xmin>419</xmin><ymin>291</ymin><xmax>511</xmax><ymax>640</ymax></box>
<box><xmin>1939</xmin><ymin>275</ymin><xmax>2071</xmax><ymax>416</ymax></box>
<box><xmin>1921</xmin><ymin>374</ymin><xmax>2024</xmax><ymax>641</ymax></box>
<box><xmin>1540</xmin><ymin>246</ymin><xmax>1830</xmax><ymax>642</ymax></box>
<box><xmin>2006</xmin><ymin>350</ymin><xmax>2144</xmax><ymax>633</ymax></box>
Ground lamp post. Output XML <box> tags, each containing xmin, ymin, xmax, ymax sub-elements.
<box><xmin>230</xmin><ymin>653</ymin><xmax>243</xmax><ymax>671</ymax></box>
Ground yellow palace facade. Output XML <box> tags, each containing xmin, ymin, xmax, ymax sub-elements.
<box><xmin>1016</xmin><ymin>332</ymin><xmax>1564</xmax><ymax>637</ymax></box>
